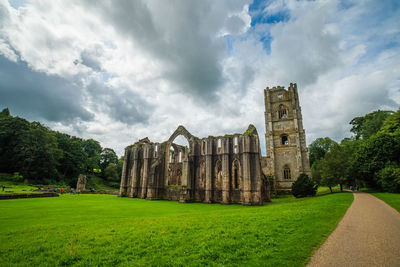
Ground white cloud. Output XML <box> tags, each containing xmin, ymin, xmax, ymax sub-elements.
<box><xmin>0</xmin><ymin>0</ymin><xmax>399</xmax><ymax>157</ymax></box>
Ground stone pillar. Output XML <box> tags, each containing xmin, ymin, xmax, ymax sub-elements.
<box><xmin>221</xmin><ymin>138</ymin><xmax>230</xmax><ymax>204</ymax></box>
<box><xmin>125</xmin><ymin>148</ymin><xmax>133</xmax><ymax>197</ymax></box>
<box><xmin>119</xmin><ymin>148</ymin><xmax>129</xmax><ymax>197</ymax></box>
<box><xmin>204</xmin><ymin>140</ymin><xmax>212</xmax><ymax>203</ymax></box>
<box><xmin>141</xmin><ymin>146</ymin><xmax>150</xmax><ymax>198</ymax></box>
<box><xmin>129</xmin><ymin>148</ymin><xmax>138</xmax><ymax>197</ymax></box>
<box><xmin>242</xmin><ymin>136</ymin><xmax>251</xmax><ymax>205</ymax></box>
<box><xmin>253</xmin><ymin>153</ymin><xmax>263</xmax><ymax>205</ymax></box>
<box><xmin>179</xmin><ymin>148</ymin><xmax>191</xmax><ymax>203</ymax></box>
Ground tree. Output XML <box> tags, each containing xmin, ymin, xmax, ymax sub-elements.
<box><xmin>117</xmin><ymin>156</ymin><xmax>124</xmax><ymax>179</ymax></box>
<box><xmin>319</xmin><ymin>143</ymin><xmax>354</xmax><ymax>192</ymax></box>
<box><xmin>375</xmin><ymin>163</ymin><xmax>400</xmax><ymax>193</ymax></box>
<box><xmin>379</xmin><ymin>108</ymin><xmax>400</xmax><ymax>135</ymax></box>
<box><xmin>292</xmin><ymin>173</ymin><xmax>318</xmax><ymax>198</ymax></box>
<box><xmin>55</xmin><ymin>132</ymin><xmax>87</xmax><ymax>183</ymax></box>
<box><xmin>104</xmin><ymin>163</ymin><xmax>119</xmax><ymax>182</ymax></box>
<box><xmin>0</xmin><ymin>108</ymin><xmax>10</xmax><ymax>117</ymax></box>
<box><xmin>83</xmin><ymin>139</ymin><xmax>102</xmax><ymax>173</ymax></box>
<box><xmin>350</xmin><ymin>110</ymin><xmax>393</xmax><ymax>140</ymax></box>
<box><xmin>308</xmin><ymin>137</ymin><xmax>337</xmax><ymax>166</ymax></box>
<box><xmin>100</xmin><ymin>148</ymin><xmax>118</xmax><ymax>171</ymax></box>
<box><xmin>353</xmin><ymin>132</ymin><xmax>400</xmax><ymax>189</ymax></box>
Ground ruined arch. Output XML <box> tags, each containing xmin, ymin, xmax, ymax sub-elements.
<box><xmin>165</xmin><ymin>126</ymin><xmax>193</xmax><ymax>187</ymax></box>
<box><xmin>167</xmin><ymin>125</ymin><xmax>195</xmax><ymax>145</ymax></box>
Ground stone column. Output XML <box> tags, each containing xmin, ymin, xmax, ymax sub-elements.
<box><xmin>242</xmin><ymin>136</ymin><xmax>251</xmax><ymax>205</ymax></box>
<box><xmin>253</xmin><ymin>154</ymin><xmax>263</xmax><ymax>205</ymax></box>
<box><xmin>204</xmin><ymin>140</ymin><xmax>213</xmax><ymax>203</ymax></box>
<box><xmin>141</xmin><ymin>146</ymin><xmax>149</xmax><ymax>198</ymax></box>
<box><xmin>179</xmin><ymin>148</ymin><xmax>191</xmax><ymax>203</ymax></box>
<box><xmin>129</xmin><ymin>148</ymin><xmax>138</xmax><ymax>197</ymax></box>
<box><xmin>221</xmin><ymin>138</ymin><xmax>230</xmax><ymax>204</ymax></box>
<box><xmin>119</xmin><ymin>148</ymin><xmax>129</xmax><ymax>197</ymax></box>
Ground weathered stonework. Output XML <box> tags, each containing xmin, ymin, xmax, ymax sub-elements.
<box><xmin>263</xmin><ymin>83</ymin><xmax>311</xmax><ymax>193</ymax></box>
<box><xmin>119</xmin><ymin>125</ymin><xmax>269</xmax><ymax>205</ymax></box>
<box><xmin>76</xmin><ymin>174</ymin><xmax>87</xmax><ymax>193</ymax></box>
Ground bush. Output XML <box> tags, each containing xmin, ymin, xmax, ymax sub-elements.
<box><xmin>11</xmin><ymin>172</ymin><xmax>24</xmax><ymax>183</ymax></box>
<box><xmin>104</xmin><ymin>163</ymin><xmax>119</xmax><ymax>181</ymax></box>
<box><xmin>375</xmin><ymin>164</ymin><xmax>400</xmax><ymax>193</ymax></box>
<box><xmin>292</xmin><ymin>173</ymin><xmax>318</xmax><ymax>198</ymax></box>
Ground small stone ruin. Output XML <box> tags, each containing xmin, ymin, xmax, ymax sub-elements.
<box><xmin>76</xmin><ymin>174</ymin><xmax>87</xmax><ymax>193</ymax></box>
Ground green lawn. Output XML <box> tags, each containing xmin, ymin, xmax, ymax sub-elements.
<box><xmin>371</xmin><ymin>192</ymin><xmax>400</xmax><ymax>212</ymax></box>
<box><xmin>0</xmin><ymin>192</ymin><xmax>353</xmax><ymax>266</ymax></box>
<box><xmin>0</xmin><ymin>182</ymin><xmax>39</xmax><ymax>194</ymax></box>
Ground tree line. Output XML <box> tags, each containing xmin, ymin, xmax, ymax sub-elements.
<box><xmin>309</xmin><ymin>109</ymin><xmax>400</xmax><ymax>193</ymax></box>
<box><xmin>0</xmin><ymin>108</ymin><xmax>123</xmax><ymax>187</ymax></box>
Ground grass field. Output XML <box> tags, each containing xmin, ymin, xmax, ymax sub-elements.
<box><xmin>0</xmin><ymin>182</ymin><xmax>39</xmax><ymax>194</ymax></box>
<box><xmin>371</xmin><ymin>192</ymin><xmax>400</xmax><ymax>212</ymax></box>
<box><xmin>0</xmin><ymin>191</ymin><xmax>353</xmax><ymax>266</ymax></box>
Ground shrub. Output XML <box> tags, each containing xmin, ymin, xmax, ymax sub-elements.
<box><xmin>375</xmin><ymin>164</ymin><xmax>400</xmax><ymax>193</ymax></box>
<box><xmin>292</xmin><ymin>173</ymin><xmax>318</xmax><ymax>198</ymax></box>
<box><xmin>11</xmin><ymin>172</ymin><xmax>24</xmax><ymax>183</ymax></box>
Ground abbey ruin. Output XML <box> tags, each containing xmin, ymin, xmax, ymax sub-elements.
<box><xmin>119</xmin><ymin>83</ymin><xmax>311</xmax><ymax>204</ymax></box>
<box><xmin>119</xmin><ymin>125</ymin><xmax>267</xmax><ymax>205</ymax></box>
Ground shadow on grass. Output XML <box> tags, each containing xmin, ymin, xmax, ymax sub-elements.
<box><xmin>270</xmin><ymin>187</ymin><xmax>352</xmax><ymax>205</ymax></box>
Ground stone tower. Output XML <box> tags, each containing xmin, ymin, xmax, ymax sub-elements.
<box><xmin>264</xmin><ymin>83</ymin><xmax>311</xmax><ymax>192</ymax></box>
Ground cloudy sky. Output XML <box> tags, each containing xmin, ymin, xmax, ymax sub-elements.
<box><xmin>0</xmin><ymin>0</ymin><xmax>399</xmax><ymax>156</ymax></box>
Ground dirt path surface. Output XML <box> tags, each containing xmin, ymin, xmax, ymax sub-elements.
<box><xmin>307</xmin><ymin>192</ymin><xmax>400</xmax><ymax>267</ymax></box>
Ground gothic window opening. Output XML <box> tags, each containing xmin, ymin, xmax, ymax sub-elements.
<box><xmin>154</xmin><ymin>144</ymin><xmax>158</xmax><ymax>157</ymax></box>
<box><xmin>234</xmin><ymin>137</ymin><xmax>238</xmax><ymax>154</ymax></box>
<box><xmin>201</xmin><ymin>140</ymin><xmax>206</xmax><ymax>155</ymax></box>
<box><xmin>284</xmin><ymin>166</ymin><xmax>291</xmax><ymax>179</ymax></box>
<box><xmin>176</xmin><ymin>169</ymin><xmax>182</xmax><ymax>185</ymax></box>
<box><xmin>278</xmin><ymin>104</ymin><xmax>287</xmax><ymax>119</ymax></box>
<box><xmin>217</xmin><ymin>139</ymin><xmax>222</xmax><ymax>149</ymax></box>
<box><xmin>215</xmin><ymin>161</ymin><xmax>222</xmax><ymax>189</ymax></box>
<box><xmin>233</xmin><ymin>167</ymin><xmax>239</xmax><ymax>189</ymax></box>
<box><xmin>179</xmin><ymin>151</ymin><xmax>182</xmax><ymax>162</ymax></box>
<box><xmin>282</xmin><ymin>135</ymin><xmax>289</xmax><ymax>145</ymax></box>
<box><xmin>232</xmin><ymin>160</ymin><xmax>241</xmax><ymax>190</ymax></box>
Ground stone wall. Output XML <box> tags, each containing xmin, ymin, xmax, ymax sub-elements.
<box><xmin>0</xmin><ymin>192</ymin><xmax>59</xmax><ymax>200</ymax></box>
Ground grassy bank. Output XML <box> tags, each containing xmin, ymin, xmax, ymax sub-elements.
<box><xmin>0</xmin><ymin>192</ymin><xmax>352</xmax><ymax>266</ymax></box>
<box><xmin>371</xmin><ymin>192</ymin><xmax>400</xmax><ymax>212</ymax></box>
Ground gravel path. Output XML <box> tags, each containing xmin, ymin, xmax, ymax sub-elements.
<box><xmin>307</xmin><ymin>192</ymin><xmax>400</xmax><ymax>267</ymax></box>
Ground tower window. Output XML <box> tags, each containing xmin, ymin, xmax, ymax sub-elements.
<box><xmin>179</xmin><ymin>151</ymin><xmax>182</xmax><ymax>162</ymax></box>
<box><xmin>217</xmin><ymin>139</ymin><xmax>222</xmax><ymax>149</ymax></box>
<box><xmin>284</xmin><ymin>166</ymin><xmax>291</xmax><ymax>179</ymax></box>
<box><xmin>281</xmin><ymin>135</ymin><xmax>288</xmax><ymax>145</ymax></box>
<box><xmin>278</xmin><ymin>104</ymin><xmax>287</xmax><ymax>119</ymax></box>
